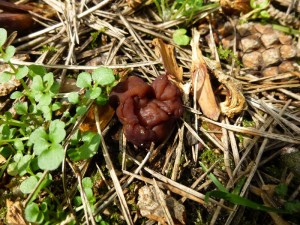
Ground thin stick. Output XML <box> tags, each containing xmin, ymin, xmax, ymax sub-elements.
<box><xmin>94</xmin><ymin>107</ymin><xmax>134</xmax><ymax>225</ymax></box>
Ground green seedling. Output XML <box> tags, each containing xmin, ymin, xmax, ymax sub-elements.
<box><xmin>70</xmin><ymin>67</ymin><xmax>115</xmax><ymax>117</ymax></box>
<box><xmin>201</xmin><ymin>162</ymin><xmax>286</xmax><ymax>213</ymax></box>
<box><xmin>20</xmin><ymin>172</ymin><xmax>52</xmax><ymax>203</ymax></box>
<box><xmin>173</xmin><ymin>28</ymin><xmax>190</xmax><ymax>46</ymax></box>
<box><xmin>0</xmin><ymin>27</ymin><xmax>118</xmax><ymax>224</ymax></box>
<box><xmin>28</xmin><ymin>120</ymin><xmax>66</xmax><ymax>171</ymax></box>
<box><xmin>25</xmin><ymin>199</ymin><xmax>66</xmax><ymax>225</ymax></box>
<box><xmin>217</xmin><ymin>45</ymin><xmax>242</xmax><ymax>66</ymax></box>
<box><xmin>153</xmin><ymin>0</ymin><xmax>219</xmax><ymax>23</ymax></box>
<box><xmin>249</xmin><ymin>0</ymin><xmax>270</xmax><ymax>19</ymax></box>
<box><xmin>74</xmin><ymin>177</ymin><xmax>96</xmax><ymax>211</ymax></box>
<box><xmin>25</xmin><ymin>202</ymin><xmax>45</xmax><ymax>224</ymax></box>
<box><xmin>68</xmin><ymin>131</ymin><xmax>101</xmax><ymax>161</ymax></box>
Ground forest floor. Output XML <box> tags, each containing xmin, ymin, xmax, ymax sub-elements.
<box><xmin>0</xmin><ymin>0</ymin><xmax>300</xmax><ymax>224</ymax></box>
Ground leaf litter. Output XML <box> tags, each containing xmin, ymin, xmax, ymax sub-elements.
<box><xmin>0</xmin><ymin>0</ymin><xmax>300</xmax><ymax>224</ymax></box>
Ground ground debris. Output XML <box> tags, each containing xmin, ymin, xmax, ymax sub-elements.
<box><xmin>137</xmin><ymin>185</ymin><xmax>186</xmax><ymax>225</ymax></box>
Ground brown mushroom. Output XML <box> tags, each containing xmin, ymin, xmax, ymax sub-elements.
<box><xmin>109</xmin><ymin>75</ymin><xmax>183</xmax><ymax>147</ymax></box>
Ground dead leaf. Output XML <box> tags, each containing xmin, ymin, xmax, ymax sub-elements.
<box><xmin>191</xmin><ymin>29</ymin><xmax>220</xmax><ymax>121</ymax></box>
<box><xmin>6</xmin><ymin>200</ymin><xmax>27</xmax><ymax>225</ymax></box>
<box><xmin>152</xmin><ymin>38</ymin><xmax>183</xmax><ymax>82</ymax></box>
<box><xmin>204</xmin><ymin>57</ymin><xmax>247</xmax><ymax>118</ymax></box>
<box><xmin>80</xmin><ymin>104</ymin><xmax>114</xmax><ymax>132</ymax></box>
<box><xmin>137</xmin><ymin>185</ymin><xmax>186</xmax><ymax>225</ymax></box>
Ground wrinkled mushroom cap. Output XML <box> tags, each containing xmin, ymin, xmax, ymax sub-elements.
<box><xmin>109</xmin><ymin>75</ymin><xmax>183</xmax><ymax>147</ymax></box>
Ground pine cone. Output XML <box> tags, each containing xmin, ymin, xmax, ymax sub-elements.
<box><xmin>221</xmin><ymin>22</ymin><xmax>299</xmax><ymax>76</ymax></box>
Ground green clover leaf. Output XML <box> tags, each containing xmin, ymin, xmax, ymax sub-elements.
<box><xmin>76</xmin><ymin>72</ymin><xmax>92</xmax><ymax>88</ymax></box>
<box><xmin>173</xmin><ymin>28</ymin><xmax>190</xmax><ymax>46</ymax></box>
<box><xmin>2</xmin><ymin>45</ymin><xmax>15</xmax><ymax>62</ymax></box>
<box><xmin>92</xmin><ymin>67</ymin><xmax>115</xmax><ymax>86</ymax></box>
<box><xmin>37</xmin><ymin>142</ymin><xmax>64</xmax><ymax>170</ymax></box>
<box><xmin>0</xmin><ymin>28</ymin><xmax>7</xmax><ymax>47</ymax></box>
<box><xmin>48</xmin><ymin>120</ymin><xmax>66</xmax><ymax>144</ymax></box>
<box><xmin>16</xmin><ymin>66</ymin><xmax>29</xmax><ymax>79</ymax></box>
<box><xmin>68</xmin><ymin>92</ymin><xmax>79</xmax><ymax>104</ymax></box>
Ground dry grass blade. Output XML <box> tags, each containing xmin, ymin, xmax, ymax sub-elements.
<box><xmin>182</xmin><ymin>120</ymin><xmax>210</xmax><ymax>149</ymax></box>
<box><xmin>94</xmin><ymin>108</ymin><xmax>133</xmax><ymax>225</ymax></box>
<box><xmin>201</xmin><ymin>116</ymin><xmax>300</xmax><ymax>144</ymax></box>
<box><xmin>260</xmin><ymin>100</ymin><xmax>300</xmax><ymax>134</ymax></box>
<box><xmin>126</xmin><ymin>156</ymin><xmax>231</xmax><ymax>209</ymax></box>
<box><xmin>191</xmin><ymin>28</ymin><xmax>220</xmax><ymax>121</ymax></box>
<box><xmin>5</xmin><ymin>58</ymin><xmax>159</xmax><ymax>69</ymax></box>
<box><xmin>171</xmin><ymin>125</ymin><xmax>184</xmax><ymax>180</ymax></box>
<box><xmin>225</xmin><ymin>117</ymin><xmax>240</xmax><ymax>167</ymax></box>
<box><xmin>123</xmin><ymin>171</ymin><xmax>206</xmax><ymax>206</ymax></box>
<box><xmin>153</xmin><ymin>179</ymin><xmax>175</xmax><ymax>225</ymax></box>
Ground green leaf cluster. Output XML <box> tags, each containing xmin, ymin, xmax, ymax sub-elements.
<box><xmin>29</xmin><ymin>120</ymin><xmax>66</xmax><ymax>171</ymax></box>
<box><xmin>201</xmin><ymin>163</ymin><xmax>288</xmax><ymax>213</ymax></box>
<box><xmin>249</xmin><ymin>0</ymin><xmax>270</xmax><ymax>19</ymax></box>
<box><xmin>73</xmin><ymin>177</ymin><xmax>96</xmax><ymax>212</ymax></box>
<box><xmin>25</xmin><ymin>198</ymin><xmax>65</xmax><ymax>225</ymax></box>
<box><xmin>0</xmin><ymin>27</ymin><xmax>118</xmax><ymax>225</ymax></box>
<box><xmin>68</xmin><ymin>67</ymin><xmax>115</xmax><ymax>118</ymax></box>
<box><xmin>153</xmin><ymin>0</ymin><xmax>219</xmax><ymax>22</ymax></box>
<box><xmin>68</xmin><ymin>131</ymin><xmax>101</xmax><ymax>161</ymax></box>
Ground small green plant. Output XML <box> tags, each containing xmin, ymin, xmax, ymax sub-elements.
<box><xmin>73</xmin><ymin>177</ymin><xmax>95</xmax><ymax>205</ymax></box>
<box><xmin>0</xmin><ymin>27</ymin><xmax>117</xmax><ymax>224</ymax></box>
<box><xmin>249</xmin><ymin>0</ymin><xmax>270</xmax><ymax>19</ymax></box>
<box><xmin>217</xmin><ymin>45</ymin><xmax>242</xmax><ymax>66</ymax></box>
<box><xmin>173</xmin><ymin>28</ymin><xmax>190</xmax><ymax>46</ymax></box>
<box><xmin>25</xmin><ymin>198</ymin><xmax>66</xmax><ymax>224</ymax></box>
<box><xmin>90</xmin><ymin>28</ymin><xmax>107</xmax><ymax>49</ymax></box>
<box><xmin>68</xmin><ymin>131</ymin><xmax>101</xmax><ymax>161</ymax></box>
<box><xmin>201</xmin><ymin>163</ymin><xmax>289</xmax><ymax>213</ymax></box>
<box><xmin>28</xmin><ymin>120</ymin><xmax>66</xmax><ymax>171</ymax></box>
<box><xmin>153</xmin><ymin>0</ymin><xmax>219</xmax><ymax>22</ymax></box>
<box><xmin>41</xmin><ymin>45</ymin><xmax>58</xmax><ymax>53</ymax></box>
<box><xmin>68</xmin><ymin>67</ymin><xmax>116</xmax><ymax>118</ymax></box>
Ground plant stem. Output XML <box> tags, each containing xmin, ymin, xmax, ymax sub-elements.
<box><xmin>0</xmin><ymin>116</ymin><xmax>28</xmax><ymax>127</ymax></box>
<box><xmin>0</xmin><ymin>137</ymin><xmax>29</xmax><ymax>145</ymax></box>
